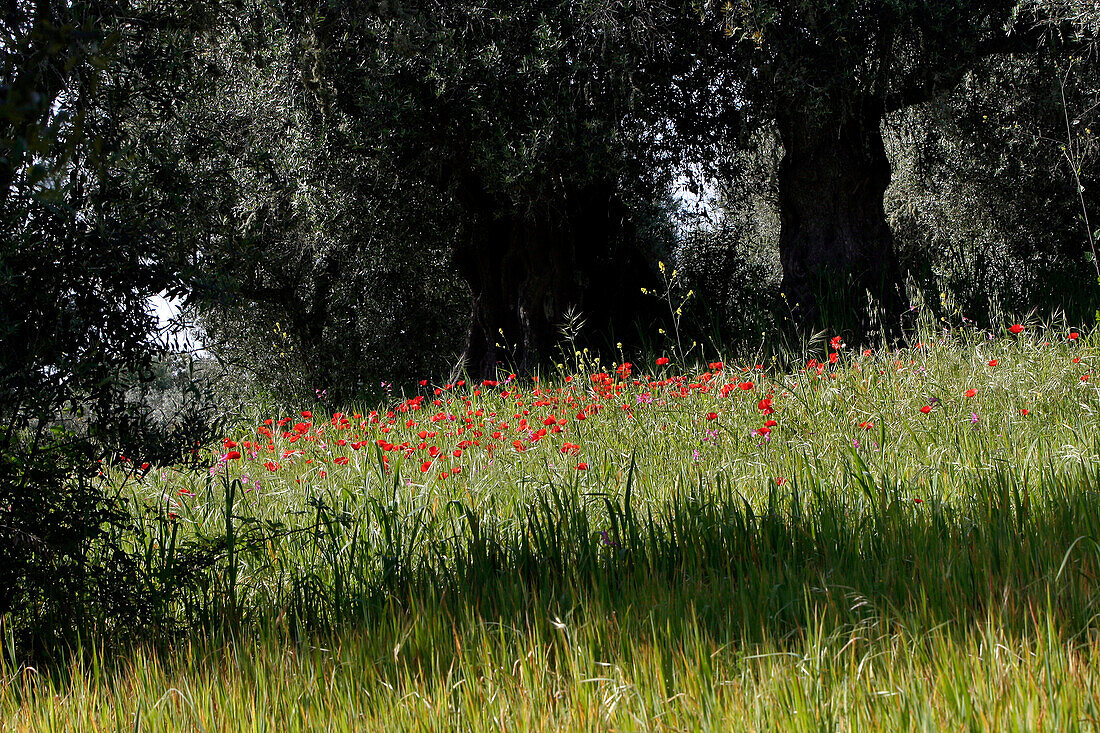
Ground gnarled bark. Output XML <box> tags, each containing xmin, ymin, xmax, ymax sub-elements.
<box><xmin>775</xmin><ymin>98</ymin><xmax>907</xmax><ymax>336</ymax></box>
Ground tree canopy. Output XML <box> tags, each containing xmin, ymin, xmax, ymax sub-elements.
<box><xmin>685</xmin><ymin>0</ymin><xmax>1093</xmax><ymax>334</ymax></box>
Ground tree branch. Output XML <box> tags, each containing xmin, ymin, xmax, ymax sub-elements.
<box><xmin>885</xmin><ymin>19</ymin><xmax>1091</xmax><ymax>114</ymax></box>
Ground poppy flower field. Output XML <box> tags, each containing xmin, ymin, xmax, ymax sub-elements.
<box><xmin>8</xmin><ymin>326</ymin><xmax>1100</xmax><ymax>729</ymax></box>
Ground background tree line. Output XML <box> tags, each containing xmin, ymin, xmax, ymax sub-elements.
<box><xmin>171</xmin><ymin>0</ymin><xmax>1099</xmax><ymax>392</ymax></box>
<box><xmin>0</xmin><ymin>0</ymin><xmax>1097</xmax><ymax>653</ymax></box>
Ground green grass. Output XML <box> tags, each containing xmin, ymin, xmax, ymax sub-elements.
<box><xmin>6</xmin><ymin>323</ymin><xmax>1100</xmax><ymax>730</ymax></box>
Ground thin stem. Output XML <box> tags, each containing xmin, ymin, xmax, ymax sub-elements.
<box><xmin>1060</xmin><ymin>60</ymin><xmax>1099</xmax><ymax>280</ymax></box>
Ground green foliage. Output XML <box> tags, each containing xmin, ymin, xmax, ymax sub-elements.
<box><xmin>0</xmin><ymin>1</ymin><xmax>220</xmax><ymax>657</ymax></box>
<box><xmin>710</xmin><ymin>0</ymin><xmax>1031</xmax><ymax>112</ymax></box>
<box><xmin>887</xmin><ymin>51</ymin><xmax>1100</xmax><ymax>324</ymax></box>
<box><xmin>673</xmin><ymin>128</ymin><xmax>783</xmax><ymax>347</ymax></box>
<box><xmin>82</xmin><ymin>0</ymin><xmax>1100</xmax><ymax>389</ymax></box>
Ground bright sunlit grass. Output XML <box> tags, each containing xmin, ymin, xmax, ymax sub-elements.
<box><xmin>5</xmin><ymin>322</ymin><xmax>1100</xmax><ymax>730</ymax></box>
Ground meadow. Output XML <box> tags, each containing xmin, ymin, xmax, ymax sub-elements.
<box><xmin>6</xmin><ymin>323</ymin><xmax>1100</xmax><ymax>730</ymax></box>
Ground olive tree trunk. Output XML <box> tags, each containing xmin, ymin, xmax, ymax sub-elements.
<box><xmin>775</xmin><ymin>98</ymin><xmax>907</xmax><ymax>335</ymax></box>
<box><xmin>454</xmin><ymin>184</ymin><xmax>650</xmax><ymax>378</ymax></box>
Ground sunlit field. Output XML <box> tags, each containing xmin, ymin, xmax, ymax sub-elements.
<box><xmin>8</xmin><ymin>323</ymin><xmax>1100</xmax><ymax>730</ymax></box>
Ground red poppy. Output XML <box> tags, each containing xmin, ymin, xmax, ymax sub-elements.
<box><xmin>226</xmin><ymin>451</ymin><xmax>241</xmax><ymax>460</ymax></box>
<box><xmin>763</xmin><ymin>419</ymin><xmax>777</xmax><ymax>428</ymax></box>
<box><xmin>758</xmin><ymin>397</ymin><xmax>774</xmax><ymax>414</ymax></box>
<box><xmin>755</xmin><ymin>426</ymin><xmax>771</xmax><ymax>436</ymax></box>
<box><xmin>828</xmin><ymin>352</ymin><xmax>839</xmax><ymax>364</ymax></box>
<box><xmin>1082</xmin><ymin>375</ymin><xmax>1091</xmax><ymax>382</ymax></box>
<box><xmin>830</xmin><ymin>336</ymin><xmax>843</xmax><ymax>349</ymax></box>
<box><xmin>709</xmin><ymin>361</ymin><xmax>724</xmax><ymax>371</ymax></box>
<box><xmin>223</xmin><ymin>439</ymin><xmax>238</xmax><ymax>449</ymax></box>
<box><xmin>575</xmin><ymin>463</ymin><xmax>589</xmax><ymax>470</ymax></box>
<box><xmin>1019</xmin><ymin>409</ymin><xmax>1029</xmax><ymax>416</ymax></box>
<box><xmin>656</xmin><ymin>357</ymin><xmax>670</xmax><ymax>366</ymax></box>
<box><xmin>920</xmin><ymin>405</ymin><xmax>932</xmax><ymax>414</ymax></box>
<box><xmin>706</xmin><ymin>412</ymin><xmax>718</xmax><ymax>421</ymax></box>
<box><xmin>988</xmin><ymin>359</ymin><xmax>998</xmax><ymax>367</ymax></box>
<box><xmin>1009</xmin><ymin>324</ymin><xmax>1024</xmax><ymax>334</ymax></box>
<box><xmin>1069</xmin><ymin>332</ymin><xmax>1080</xmax><ymax>340</ymax></box>
<box><xmin>859</xmin><ymin>421</ymin><xmax>874</xmax><ymax>430</ymax></box>
<box><xmin>420</xmin><ymin>460</ymin><xmax>432</xmax><ymax>473</ymax></box>
<box><xmin>334</xmin><ymin>456</ymin><xmax>349</xmax><ymax>465</ymax></box>
<box><xmin>738</xmin><ymin>381</ymin><xmax>754</xmax><ymax>390</ymax></box>
<box><xmin>965</xmin><ymin>389</ymin><xmax>977</xmax><ymax>398</ymax></box>
<box><xmin>300</xmin><ymin>410</ymin><xmax>312</xmax><ymax>418</ymax></box>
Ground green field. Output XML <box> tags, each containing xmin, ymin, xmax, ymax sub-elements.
<box><xmin>7</xmin><ymin>325</ymin><xmax>1100</xmax><ymax>731</ymax></box>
